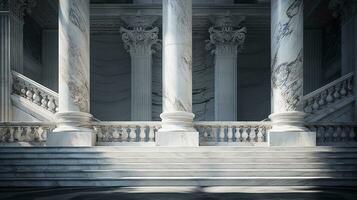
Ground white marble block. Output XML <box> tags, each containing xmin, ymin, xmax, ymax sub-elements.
<box><xmin>268</xmin><ymin>131</ymin><xmax>316</xmax><ymax>147</ymax></box>
<box><xmin>156</xmin><ymin>132</ymin><xmax>199</xmax><ymax>147</ymax></box>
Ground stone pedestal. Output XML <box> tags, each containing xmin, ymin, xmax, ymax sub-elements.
<box><xmin>120</xmin><ymin>15</ymin><xmax>159</xmax><ymax>121</ymax></box>
<box><xmin>206</xmin><ymin>15</ymin><xmax>246</xmax><ymax>121</ymax></box>
<box><xmin>269</xmin><ymin>0</ymin><xmax>316</xmax><ymax>146</ymax></box>
<box><xmin>156</xmin><ymin>0</ymin><xmax>198</xmax><ymax>146</ymax></box>
<box><xmin>47</xmin><ymin>0</ymin><xmax>94</xmax><ymax>147</ymax></box>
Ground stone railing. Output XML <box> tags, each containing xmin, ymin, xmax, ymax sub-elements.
<box><xmin>307</xmin><ymin>123</ymin><xmax>357</xmax><ymax>146</ymax></box>
<box><xmin>194</xmin><ymin>121</ymin><xmax>271</xmax><ymax>145</ymax></box>
<box><xmin>0</xmin><ymin>122</ymin><xmax>55</xmax><ymax>146</ymax></box>
<box><xmin>11</xmin><ymin>71</ymin><xmax>59</xmax><ymax>113</ymax></box>
<box><xmin>93</xmin><ymin>122</ymin><xmax>161</xmax><ymax>145</ymax></box>
<box><xmin>302</xmin><ymin>72</ymin><xmax>354</xmax><ymax>117</ymax></box>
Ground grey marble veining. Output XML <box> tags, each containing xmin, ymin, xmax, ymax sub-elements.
<box><xmin>162</xmin><ymin>0</ymin><xmax>193</xmax><ymax>113</ymax></box>
<box><xmin>59</xmin><ymin>0</ymin><xmax>90</xmax><ymax>113</ymax></box>
<box><xmin>271</xmin><ymin>0</ymin><xmax>304</xmax><ymax>113</ymax></box>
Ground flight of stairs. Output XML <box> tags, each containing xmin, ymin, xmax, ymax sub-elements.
<box><xmin>0</xmin><ymin>146</ymin><xmax>357</xmax><ymax>187</ymax></box>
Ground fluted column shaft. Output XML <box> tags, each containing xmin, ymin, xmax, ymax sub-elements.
<box><xmin>120</xmin><ymin>16</ymin><xmax>159</xmax><ymax>121</ymax></box>
<box><xmin>156</xmin><ymin>0</ymin><xmax>198</xmax><ymax>146</ymax></box>
<box><xmin>47</xmin><ymin>0</ymin><xmax>93</xmax><ymax>146</ymax></box>
<box><xmin>0</xmin><ymin>14</ymin><xmax>11</xmax><ymax>121</ymax></box>
<box><xmin>206</xmin><ymin>16</ymin><xmax>246</xmax><ymax>121</ymax></box>
<box><xmin>0</xmin><ymin>0</ymin><xmax>34</xmax><ymax>121</ymax></box>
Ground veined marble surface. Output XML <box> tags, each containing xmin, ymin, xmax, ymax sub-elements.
<box><xmin>59</xmin><ymin>0</ymin><xmax>90</xmax><ymax>113</ymax></box>
<box><xmin>271</xmin><ymin>0</ymin><xmax>304</xmax><ymax>113</ymax></box>
<box><xmin>162</xmin><ymin>0</ymin><xmax>193</xmax><ymax>113</ymax></box>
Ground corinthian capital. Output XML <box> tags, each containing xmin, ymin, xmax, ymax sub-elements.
<box><xmin>0</xmin><ymin>0</ymin><xmax>36</xmax><ymax>19</ymax></box>
<box><xmin>206</xmin><ymin>14</ymin><xmax>247</xmax><ymax>55</ymax></box>
<box><xmin>120</xmin><ymin>14</ymin><xmax>160</xmax><ymax>56</ymax></box>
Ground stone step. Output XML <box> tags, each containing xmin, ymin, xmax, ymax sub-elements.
<box><xmin>1</xmin><ymin>169</ymin><xmax>356</xmax><ymax>178</ymax></box>
<box><xmin>1</xmin><ymin>146</ymin><xmax>356</xmax><ymax>153</ymax></box>
<box><xmin>1</xmin><ymin>152</ymin><xmax>357</xmax><ymax>159</ymax></box>
<box><xmin>2</xmin><ymin>157</ymin><xmax>357</xmax><ymax>165</ymax></box>
<box><xmin>1</xmin><ymin>177</ymin><xmax>357</xmax><ymax>187</ymax></box>
<box><xmin>1</xmin><ymin>162</ymin><xmax>356</xmax><ymax>171</ymax></box>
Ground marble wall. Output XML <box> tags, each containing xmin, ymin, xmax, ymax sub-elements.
<box><xmin>90</xmin><ymin>30</ymin><xmax>270</xmax><ymax>121</ymax></box>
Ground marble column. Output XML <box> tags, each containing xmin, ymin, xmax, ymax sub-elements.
<box><xmin>0</xmin><ymin>0</ymin><xmax>34</xmax><ymax>121</ymax></box>
<box><xmin>303</xmin><ymin>30</ymin><xmax>322</xmax><ymax>94</ymax></box>
<box><xmin>269</xmin><ymin>0</ymin><xmax>315</xmax><ymax>146</ymax></box>
<box><xmin>47</xmin><ymin>0</ymin><xmax>94</xmax><ymax>146</ymax></box>
<box><xmin>206</xmin><ymin>15</ymin><xmax>246</xmax><ymax>121</ymax></box>
<box><xmin>42</xmin><ymin>29</ymin><xmax>59</xmax><ymax>92</ymax></box>
<box><xmin>156</xmin><ymin>0</ymin><xmax>198</xmax><ymax>146</ymax></box>
<box><xmin>120</xmin><ymin>15</ymin><xmax>159</xmax><ymax>121</ymax></box>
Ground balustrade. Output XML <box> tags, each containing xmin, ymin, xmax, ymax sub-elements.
<box><xmin>11</xmin><ymin>71</ymin><xmax>59</xmax><ymax>113</ymax></box>
<box><xmin>194</xmin><ymin>122</ymin><xmax>271</xmax><ymax>144</ymax></box>
<box><xmin>0</xmin><ymin>123</ymin><xmax>55</xmax><ymax>144</ymax></box>
<box><xmin>303</xmin><ymin>72</ymin><xmax>354</xmax><ymax>115</ymax></box>
<box><xmin>93</xmin><ymin>122</ymin><xmax>161</xmax><ymax>144</ymax></box>
<box><xmin>307</xmin><ymin>123</ymin><xmax>357</xmax><ymax>145</ymax></box>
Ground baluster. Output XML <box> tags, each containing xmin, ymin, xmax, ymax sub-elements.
<box><xmin>326</xmin><ymin>87</ymin><xmax>334</xmax><ymax>103</ymax></box>
<box><xmin>25</xmin><ymin>87</ymin><xmax>34</xmax><ymax>101</ymax></box>
<box><xmin>211</xmin><ymin>126</ymin><xmax>217</xmax><ymax>142</ymax></box>
<box><xmin>24</xmin><ymin>127</ymin><xmax>32</xmax><ymax>142</ymax></box>
<box><xmin>8</xmin><ymin>127</ymin><xmax>14</xmax><ymax>142</ymax></box>
<box><xmin>139</xmin><ymin>126</ymin><xmax>146</xmax><ymax>142</ymax></box>
<box><xmin>128</xmin><ymin>126</ymin><xmax>137</xmax><ymax>142</ymax></box>
<box><xmin>227</xmin><ymin>127</ymin><xmax>233</xmax><ymax>142</ymax></box>
<box><xmin>318</xmin><ymin>91</ymin><xmax>326</xmax><ymax>106</ymax></box>
<box><xmin>0</xmin><ymin>127</ymin><xmax>6</xmax><ymax>142</ymax></box>
<box><xmin>14</xmin><ymin>127</ymin><xmax>22</xmax><ymax>141</ymax></box>
<box><xmin>121</xmin><ymin>127</ymin><xmax>129</xmax><ymax>142</ymax></box>
<box><xmin>256</xmin><ymin>126</ymin><xmax>265</xmax><ymax>142</ymax></box>
<box><xmin>41</xmin><ymin>95</ymin><xmax>49</xmax><ymax>108</ymax></box>
<box><xmin>32</xmin><ymin>89</ymin><xmax>41</xmax><ymax>105</ymax></box>
<box><xmin>249</xmin><ymin>126</ymin><xmax>257</xmax><ymax>142</ymax></box>
<box><xmin>241</xmin><ymin>126</ymin><xmax>249</xmax><ymax>142</ymax></box>
<box><xmin>218</xmin><ymin>126</ymin><xmax>225</xmax><ymax>142</ymax></box>
<box><xmin>95</xmin><ymin>126</ymin><xmax>103</xmax><ymax>142</ymax></box>
<box><xmin>47</xmin><ymin>97</ymin><xmax>56</xmax><ymax>112</ymax></box>
<box><xmin>325</xmin><ymin>126</ymin><xmax>334</xmax><ymax>142</ymax></box>
<box><xmin>333</xmin><ymin>83</ymin><xmax>341</xmax><ymax>99</ymax></box>
<box><xmin>112</xmin><ymin>127</ymin><xmax>120</xmax><ymax>140</ymax></box>
<box><xmin>334</xmin><ymin>126</ymin><xmax>342</xmax><ymax>142</ymax></box>
<box><xmin>340</xmin><ymin>126</ymin><xmax>348</xmax><ymax>142</ymax></box>
<box><xmin>148</xmin><ymin>126</ymin><xmax>155</xmax><ymax>142</ymax></box>
<box><xmin>235</xmin><ymin>126</ymin><xmax>242</xmax><ymax>142</ymax></box>
<box><xmin>312</xmin><ymin>97</ymin><xmax>319</xmax><ymax>111</ymax></box>
<box><xmin>316</xmin><ymin>126</ymin><xmax>325</xmax><ymax>144</ymax></box>
<box><xmin>304</xmin><ymin>99</ymin><xmax>313</xmax><ymax>113</ymax></box>
<box><xmin>203</xmin><ymin>127</ymin><xmax>209</xmax><ymax>142</ymax></box>
<box><xmin>347</xmin><ymin>78</ymin><xmax>353</xmax><ymax>94</ymax></box>
<box><xmin>340</xmin><ymin>80</ymin><xmax>347</xmax><ymax>96</ymax></box>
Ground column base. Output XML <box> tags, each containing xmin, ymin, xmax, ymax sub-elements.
<box><xmin>46</xmin><ymin>112</ymin><xmax>95</xmax><ymax>147</ymax></box>
<box><xmin>156</xmin><ymin>111</ymin><xmax>198</xmax><ymax>146</ymax></box>
<box><xmin>268</xmin><ymin>111</ymin><xmax>316</xmax><ymax>146</ymax></box>
<box><xmin>156</xmin><ymin>131</ymin><xmax>199</xmax><ymax>146</ymax></box>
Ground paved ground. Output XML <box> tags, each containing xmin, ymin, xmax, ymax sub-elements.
<box><xmin>1</xmin><ymin>186</ymin><xmax>357</xmax><ymax>200</ymax></box>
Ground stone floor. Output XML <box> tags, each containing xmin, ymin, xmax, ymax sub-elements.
<box><xmin>0</xmin><ymin>186</ymin><xmax>357</xmax><ymax>200</ymax></box>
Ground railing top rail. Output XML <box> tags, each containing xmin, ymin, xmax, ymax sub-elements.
<box><xmin>194</xmin><ymin>121</ymin><xmax>272</xmax><ymax>126</ymax></box>
<box><xmin>92</xmin><ymin>121</ymin><xmax>162</xmax><ymax>126</ymax></box>
<box><xmin>303</xmin><ymin>72</ymin><xmax>354</xmax><ymax>100</ymax></box>
<box><xmin>11</xmin><ymin>71</ymin><xmax>58</xmax><ymax>98</ymax></box>
<box><xmin>0</xmin><ymin>122</ymin><xmax>56</xmax><ymax>127</ymax></box>
<box><xmin>307</xmin><ymin>122</ymin><xmax>357</xmax><ymax>126</ymax></box>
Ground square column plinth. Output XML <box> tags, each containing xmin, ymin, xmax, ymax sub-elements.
<box><xmin>268</xmin><ymin>131</ymin><xmax>316</xmax><ymax>147</ymax></box>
